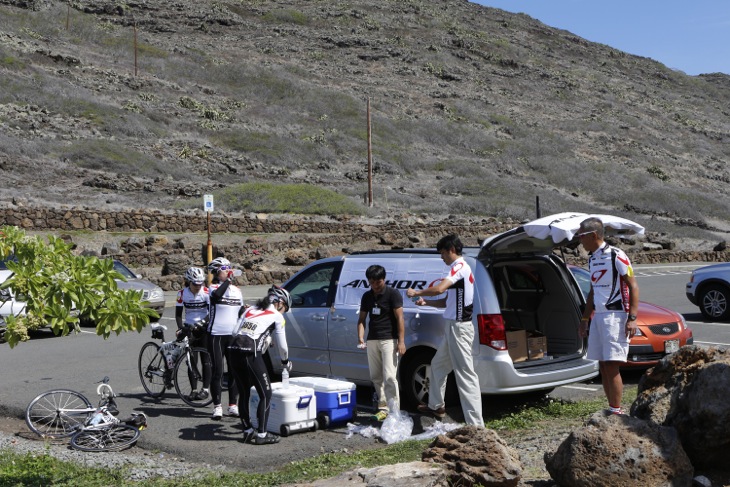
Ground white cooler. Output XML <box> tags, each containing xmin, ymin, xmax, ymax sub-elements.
<box><xmin>249</xmin><ymin>383</ymin><xmax>318</xmax><ymax>436</ymax></box>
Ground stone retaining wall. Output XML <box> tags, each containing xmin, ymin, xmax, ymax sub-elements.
<box><xmin>2</xmin><ymin>204</ymin><xmax>728</xmax><ymax>290</ymax></box>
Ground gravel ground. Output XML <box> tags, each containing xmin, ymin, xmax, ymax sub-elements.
<box><xmin>0</xmin><ymin>412</ymin><xmax>569</xmax><ymax>485</ymax></box>
<box><xmin>0</xmin><ymin>415</ymin><xmax>228</xmax><ymax>482</ymax></box>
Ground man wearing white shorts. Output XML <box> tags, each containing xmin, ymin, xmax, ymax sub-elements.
<box><xmin>577</xmin><ymin>217</ymin><xmax>639</xmax><ymax>415</ymax></box>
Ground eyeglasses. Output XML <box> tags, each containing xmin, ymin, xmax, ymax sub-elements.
<box><xmin>219</xmin><ymin>265</ymin><xmax>232</xmax><ymax>271</ymax></box>
<box><xmin>575</xmin><ymin>231</ymin><xmax>595</xmax><ymax>238</ymax></box>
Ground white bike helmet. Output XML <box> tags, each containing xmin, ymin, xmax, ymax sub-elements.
<box><xmin>207</xmin><ymin>257</ymin><xmax>231</xmax><ymax>273</ymax></box>
<box><xmin>185</xmin><ymin>267</ymin><xmax>206</xmax><ymax>285</ymax></box>
<box><xmin>268</xmin><ymin>286</ymin><xmax>292</xmax><ymax>311</ymax></box>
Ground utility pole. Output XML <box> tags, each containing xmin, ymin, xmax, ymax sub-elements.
<box><xmin>133</xmin><ymin>23</ymin><xmax>138</xmax><ymax>77</ymax></box>
<box><xmin>367</xmin><ymin>97</ymin><xmax>373</xmax><ymax>207</ymax></box>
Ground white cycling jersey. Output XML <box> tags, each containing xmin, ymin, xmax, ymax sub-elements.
<box><xmin>175</xmin><ymin>286</ymin><xmax>209</xmax><ymax>325</ymax></box>
<box><xmin>232</xmin><ymin>305</ymin><xmax>289</xmax><ymax>358</ymax></box>
<box><xmin>588</xmin><ymin>242</ymin><xmax>634</xmax><ymax>313</ymax></box>
<box><xmin>208</xmin><ymin>282</ymin><xmax>243</xmax><ymax>335</ymax></box>
<box><xmin>443</xmin><ymin>257</ymin><xmax>474</xmax><ymax>321</ymax></box>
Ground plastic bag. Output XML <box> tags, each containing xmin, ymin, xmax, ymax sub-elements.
<box><xmin>346</xmin><ymin>422</ymin><xmax>379</xmax><ymax>439</ymax></box>
<box><xmin>379</xmin><ymin>399</ymin><xmax>414</xmax><ymax>444</ymax></box>
<box><xmin>410</xmin><ymin>420</ymin><xmax>461</xmax><ymax>441</ymax></box>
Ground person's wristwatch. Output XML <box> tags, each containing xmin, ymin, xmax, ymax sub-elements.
<box><xmin>628</xmin><ymin>314</ymin><xmax>637</xmax><ymax>321</ymax></box>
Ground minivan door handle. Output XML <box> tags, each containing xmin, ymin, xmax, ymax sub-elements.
<box><xmin>331</xmin><ymin>314</ymin><xmax>348</xmax><ymax>322</ymax></box>
<box><xmin>310</xmin><ymin>314</ymin><xmax>327</xmax><ymax>321</ymax></box>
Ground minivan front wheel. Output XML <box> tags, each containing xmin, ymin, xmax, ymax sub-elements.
<box><xmin>400</xmin><ymin>348</ymin><xmax>458</xmax><ymax>411</ymax></box>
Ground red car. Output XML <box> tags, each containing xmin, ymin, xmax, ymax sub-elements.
<box><xmin>569</xmin><ymin>265</ymin><xmax>693</xmax><ymax>368</ymax></box>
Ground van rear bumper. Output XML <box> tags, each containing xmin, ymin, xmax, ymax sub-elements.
<box><xmin>475</xmin><ymin>355</ymin><xmax>599</xmax><ymax>394</ymax></box>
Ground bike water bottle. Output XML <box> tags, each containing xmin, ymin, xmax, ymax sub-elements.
<box><xmin>90</xmin><ymin>412</ymin><xmax>104</xmax><ymax>426</ymax></box>
<box><xmin>281</xmin><ymin>368</ymin><xmax>289</xmax><ymax>388</ymax></box>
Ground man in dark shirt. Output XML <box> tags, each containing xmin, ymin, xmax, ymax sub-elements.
<box><xmin>357</xmin><ymin>265</ymin><xmax>406</xmax><ymax>421</ymax></box>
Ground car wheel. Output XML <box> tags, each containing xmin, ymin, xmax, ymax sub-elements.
<box><xmin>399</xmin><ymin>348</ymin><xmax>458</xmax><ymax>411</ymax></box>
<box><xmin>699</xmin><ymin>284</ymin><xmax>730</xmax><ymax>320</ymax></box>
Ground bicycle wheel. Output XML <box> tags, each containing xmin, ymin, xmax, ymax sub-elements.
<box><xmin>25</xmin><ymin>389</ymin><xmax>93</xmax><ymax>438</ymax></box>
<box><xmin>174</xmin><ymin>347</ymin><xmax>214</xmax><ymax>407</ymax></box>
<box><xmin>138</xmin><ymin>341</ymin><xmax>168</xmax><ymax>398</ymax></box>
<box><xmin>70</xmin><ymin>423</ymin><xmax>141</xmax><ymax>452</ymax></box>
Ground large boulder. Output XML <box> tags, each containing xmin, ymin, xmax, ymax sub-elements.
<box><xmin>422</xmin><ymin>425</ymin><xmax>522</xmax><ymax>487</ymax></box>
<box><xmin>631</xmin><ymin>345</ymin><xmax>730</xmax><ymax>469</ymax></box>
<box><xmin>544</xmin><ymin>412</ymin><xmax>693</xmax><ymax>487</ymax></box>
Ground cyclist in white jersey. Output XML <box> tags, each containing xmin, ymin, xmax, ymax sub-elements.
<box><xmin>229</xmin><ymin>286</ymin><xmax>292</xmax><ymax>445</ymax></box>
<box><xmin>206</xmin><ymin>257</ymin><xmax>242</xmax><ymax>420</ymax></box>
<box><xmin>577</xmin><ymin>217</ymin><xmax>639</xmax><ymax>415</ymax></box>
<box><xmin>175</xmin><ymin>266</ymin><xmax>211</xmax><ymax>401</ymax></box>
<box><xmin>407</xmin><ymin>234</ymin><xmax>484</xmax><ymax>427</ymax></box>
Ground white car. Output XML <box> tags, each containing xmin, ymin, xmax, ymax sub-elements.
<box><xmin>0</xmin><ymin>257</ymin><xmax>26</xmax><ymax>324</ymax></box>
<box><xmin>686</xmin><ymin>262</ymin><xmax>730</xmax><ymax>321</ymax></box>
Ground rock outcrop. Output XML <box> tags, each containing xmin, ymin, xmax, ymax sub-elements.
<box><xmin>544</xmin><ymin>412</ymin><xmax>694</xmax><ymax>487</ymax></box>
<box><xmin>631</xmin><ymin>345</ymin><xmax>730</xmax><ymax>469</ymax></box>
<box><xmin>422</xmin><ymin>425</ymin><xmax>523</xmax><ymax>487</ymax></box>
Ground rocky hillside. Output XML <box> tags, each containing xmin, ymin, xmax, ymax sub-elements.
<box><xmin>1</xmin><ymin>0</ymin><xmax>729</xmax><ymax>245</ymax></box>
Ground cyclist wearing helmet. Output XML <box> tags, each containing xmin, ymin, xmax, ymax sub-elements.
<box><xmin>206</xmin><ymin>257</ymin><xmax>242</xmax><ymax>420</ymax></box>
<box><xmin>229</xmin><ymin>285</ymin><xmax>292</xmax><ymax>445</ymax></box>
<box><xmin>175</xmin><ymin>266</ymin><xmax>211</xmax><ymax>401</ymax></box>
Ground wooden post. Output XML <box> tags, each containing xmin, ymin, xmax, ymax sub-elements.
<box><xmin>133</xmin><ymin>23</ymin><xmax>138</xmax><ymax>77</ymax></box>
<box><xmin>206</xmin><ymin>211</ymin><xmax>213</xmax><ymax>285</ymax></box>
<box><xmin>367</xmin><ymin>97</ymin><xmax>373</xmax><ymax>207</ymax></box>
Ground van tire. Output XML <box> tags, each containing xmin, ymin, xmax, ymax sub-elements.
<box><xmin>400</xmin><ymin>348</ymin><xmax>458</xmax><ymax>411</ymax></box>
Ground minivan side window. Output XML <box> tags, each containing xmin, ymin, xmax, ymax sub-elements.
<box><xmin>285</xmin><ymin>262</ymin><xmax>339</xmax><ymax>308</ymax></box>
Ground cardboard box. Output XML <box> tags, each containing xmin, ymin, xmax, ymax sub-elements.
<box><xmin>506</xmin><ymin>329</ymin><xmax>528</xmax><ymax>363</ymax></box>
<box><xmin>527</xmin><ymin>331</ymin><xmax>547</xmax><ymax>360</ymax></box>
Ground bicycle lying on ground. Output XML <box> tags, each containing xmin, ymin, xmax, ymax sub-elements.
<box><xmin>25</xmin><ymin>377</ymin><xmax>147</xmax><ymax>451</ymax></box>
<box><xmin>138</xmin><ymin>321</ymin><xmax>225</xmax><ymax>407</ymax></box>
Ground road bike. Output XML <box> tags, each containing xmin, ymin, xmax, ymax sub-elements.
<box><xmin>138</xmin><ymin>322</ymin><xmax>223</xmax><ymax>407</ymax></box>
<box><xmin>25</xmin><ymin>377</ymin><xmax>147</xmax><ymax>452</ymax></box>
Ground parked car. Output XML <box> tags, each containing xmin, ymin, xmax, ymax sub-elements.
<box><xmin>112</xmin><ymin>260</ymin><xmax>164</xmax><ymax>321</ymax></box>
<box><xmin>267</xmin><ymin>215</ymin><xmax>607</xmax><ymax>409</ymax></box>
<box><xmin>0</xmin><ymin>257</ymin><xmax>163</xmax><ymax>333</ymax></box>
<box><xmin>569</xmin><ymin>265</ymin><xmax>693</xmax><ymax>367</ymax></box>
<box><xmin>0</xmin><ymin>256</ymin><xmax>26</xmax><ymax>336</ymax></box>
<box><xmin>686</xmin><ymin>262</ymin><xmax>730</xmax><ymax>321</ymax></box>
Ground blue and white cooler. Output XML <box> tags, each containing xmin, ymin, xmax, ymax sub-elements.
<box><xmin>289</xmin><ymin>376</ymin><xmax>357</xmax><ymax>428</ymax></box>
<box><xmin>249</xmin><ymin>382</ymin><xmax>317</xmax><ymax>437</ymax></box>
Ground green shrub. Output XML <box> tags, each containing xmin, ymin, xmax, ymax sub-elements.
<box><xmin>214</xmin><ymin>182</ymin><xmax>364</xmax><ymax>215</ymax></box>
<box><xmin>60</xmin><ymin>140</ymin><xmax>189</xmax><ymax>179</ymax></box>
<box><xmin>262</xmin><ymin>9</ymin><xmax>309</xmax><ymax>25</ymax></box>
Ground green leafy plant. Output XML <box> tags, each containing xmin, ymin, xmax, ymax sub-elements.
<box><xmin>214</xmin><ymin>182</ymin><xmax>364</xmax><ymax>215</ymax></box>
<box><xmin>0</xmin><ymin>226</ymin><xmax>156</xmax><ymax>347</ymax></box>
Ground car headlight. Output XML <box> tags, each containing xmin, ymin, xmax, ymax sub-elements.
<box><xmin>148</xmin><ymin>288</ymin><xmax>164</xmax><ymax>302</ymax></box>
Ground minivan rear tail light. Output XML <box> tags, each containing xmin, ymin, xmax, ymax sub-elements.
<box><xmin>477</xmin><ymin>314</ymin><xmax>507</xmax><ymax>350</ymax></box>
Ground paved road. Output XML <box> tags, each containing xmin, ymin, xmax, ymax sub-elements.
<box><xmin>1</xmin><ymin>267</ymin><xmax>726</xmax><ymax>471</ymax></box>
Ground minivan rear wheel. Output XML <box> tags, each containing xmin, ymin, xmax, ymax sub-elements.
<box><xmin>400</xmin><ymin>348</ymin><xmax>458</xmax><ymax>411</ymax></box>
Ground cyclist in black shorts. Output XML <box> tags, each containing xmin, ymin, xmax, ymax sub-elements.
<box><xmin>175</xmin><ymin>266</ymin><xmax>212</xmax><ymax>401</ymax></box>
<box><xmin>206</xmin><ymin>257</ymin><xmax>242</xmax><ymax>420</ymax></box>
<box><xmin>229</xmin><ymin>286</ymin><xmax>291</xmax><ymax>445</ymax></box>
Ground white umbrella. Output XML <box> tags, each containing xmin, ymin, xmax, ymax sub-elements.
<box><xmin>522</xmin><ymin>212</ymin><xmax>645</xmax><ymax>244</ymax></box>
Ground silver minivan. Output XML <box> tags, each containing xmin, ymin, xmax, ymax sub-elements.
<box><xmin>270</xmin><ymin>219</ymin><xmax>600</xmax><ymax>409</ymax></box>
